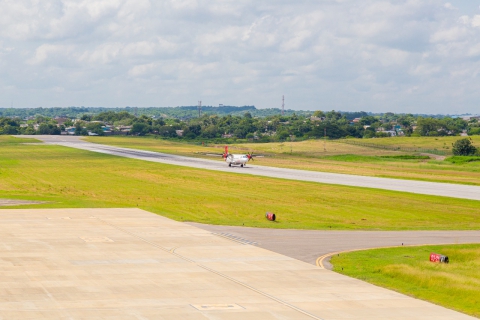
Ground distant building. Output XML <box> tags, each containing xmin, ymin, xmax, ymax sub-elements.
<box><xmin>116</xmin><ymin>125</ymin><xmax>132</xmax><ymax>133</ymax></box>
<box><xmin>64</xmin><ymin>127</ymin><xmax>76</xmax><ymax>135</ymax></box>
<box><xmin>102</xmin><ymin>125</ymin><xmax>113</xmax><ymax>133</ymax></box>
<box><xmin>54</xmin><ymin>117</ymin><xmax>69</xmax><ymax>126</ymax></box>
<box><xmin>384</xmin><ymin>130</ymin><xmax>397</xmax><ymax>137</ymax></box>
<box><xmin>175</xmin><ymin>130</ymin><xmax>184</xmax><ymax>137</ymax></box>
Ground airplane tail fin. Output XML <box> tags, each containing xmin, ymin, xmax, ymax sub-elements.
<box><xmin>223</xmin><ymin>146</ymin><xmax>228</xmax><ymax>159</ymax></box>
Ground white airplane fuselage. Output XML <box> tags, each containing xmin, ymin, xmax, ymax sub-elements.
<box><xmin>225</xmin><ymin>154</ymin><xmax>249</xmax><ymax>166</ymax></box>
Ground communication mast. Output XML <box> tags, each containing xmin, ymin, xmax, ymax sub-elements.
<box><xmin>281</xmin><ymin>95</ymin><xmax>285</xmax><ymax>115</ymax></box>
<box><xmin>198</xmin><ymin>101</ymin><xmax>202</xmax><ymax>117</ymax></box>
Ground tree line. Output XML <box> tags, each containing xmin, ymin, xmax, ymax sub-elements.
<box><xmin>1</xmin><ymin>109</ymin><xmax>479</xmax><ymax>142</ymax></box>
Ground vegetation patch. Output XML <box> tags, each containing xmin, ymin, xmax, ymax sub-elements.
<box><xmin>379</xmin><ymin>155</ymin><xmax>431</xmax><ymax>160</ymax></box>
<box><xmin>331</xmin><ymin>244</ymin><xmax>480</xmax><ymax>318</ymax></box>
<box><xmin>445</xmin><ymin>156</ymin><xmax>480</xmax><ymax>164</ymax></box>
<box><xmin>318</xmin><ymin>154</ymin><xmax>383</xmax><ymax>162</ymax></box>
<box><xmin>0</xmin><ymin>136</ymin><xmax>40</xmax><ymax>145</ymax></box>
<box><xmin>319</xmin><ymin>154</ymin><xmax>432</xmax><ymax>162</ymax></box>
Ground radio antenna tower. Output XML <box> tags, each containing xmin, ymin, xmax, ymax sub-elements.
<box><xmin>198</xmin><ymin>101</ymin><xmax>202</xmax><ymax>117</ymax></box>
<box><xmin>281</xmin><ymin>95</ymin><xmax>285</xmax><ymax>115</ymax></box>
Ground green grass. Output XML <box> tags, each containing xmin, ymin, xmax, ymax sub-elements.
<box><xmin>380</xmin><ymin>155</ymin><xmax>431</xmax><ymax>160</ymax></box>
<box><xmin>317</xmin><ymin>154</ymin><xmax>431</xmax><ymax>162</ymax></box>
<box><xmin>85</xmin><ymin>136</ymin><xmax>480</xmax><ymax>186</ymax></box>
<box><xmin>2</xmin><ymin>136</ymin><xmax>480</xmax><ymax>230</ymax></box>
<box><xmin>0</xmin><ymin>136</ymin><xmax>40</xmax><ymax>145</ymax></box>
<box><xmin>352</xmin><ymin>136</ymin><xmax>480</xmax><ymax>152</ymax></box>
<box><xmin>445</xmin><ymin>156</ymin><xmax>480</xmax><ymax>164</ymax></box>
<box><xmin>331</xmin><ymin>244</ymin><xmax>480</xmax><ymax>318</ymax></box>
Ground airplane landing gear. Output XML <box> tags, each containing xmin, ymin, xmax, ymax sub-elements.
<box><xmin>241</xmin><ymin>164</ymin><xmax>244</xmax><ymax>167</ymax></box>
<box><xmin>228</xmin><ymin>163</ymin><xmax>232</xmax><ymax>167</ymax></box>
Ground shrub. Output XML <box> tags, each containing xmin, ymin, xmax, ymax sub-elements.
<box><xmin>452</xmin><ymin>138</ymin><xmax>478</xmax><ymax>156</ymax></box>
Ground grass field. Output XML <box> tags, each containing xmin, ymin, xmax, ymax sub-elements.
<box><xmin>2</xmin><ymin>136</ymin><xmax>480</xmax><ymax>230</ymax></box>
<box><xmin>347</xmin><ymin>136</ymin><xmax>480</xmax><ymax>152</ymax></box>
<box><xmin>85</xmin><ymin>136</ymin><xmax>480</xmax><ymax>186</ymax></box>
<box><xmin>330</xmin><ymin>244</ymin><xmax>480</xmax><ymax>318</ymax></box>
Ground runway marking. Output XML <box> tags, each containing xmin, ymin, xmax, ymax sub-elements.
<box><xmin>213</xmin><ymin>232</ymin><xmax>258</xmax><ymax>246</ymax></box>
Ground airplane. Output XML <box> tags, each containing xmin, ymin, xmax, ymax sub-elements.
<box><xmin>222</xmin><ymin>146</ymin><xmax>254</xmax><ymax>167</ymax></box>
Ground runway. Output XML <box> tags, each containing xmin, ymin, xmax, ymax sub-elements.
<box><xmin>28</xmin><ymin>135</ymin><xmax>480</xmax><ymax>201</ymax></box>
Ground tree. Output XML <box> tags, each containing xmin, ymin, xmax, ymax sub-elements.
<box><xmin>131</xmin><ymin>123</ymin><xmax>150</xmax><ymax>136</ymax></box>
<box><xmin>359</xmin><ymin>116</ymin><xmax>377</xmax><ymax>126</ymax></box>
<box><xmin>452</xmin><ymin>138</ymin><xmax>478</xmax><ymax>156</ymax></box>
<box><xmin>416</xmin><ymin>117</ymin><xmax>441</xmax><ymax>136</ymax></box>
<box><xmin>313</xmin><ymin>110</ymin><xmax>325</xmax><ymax>118</ymax></box>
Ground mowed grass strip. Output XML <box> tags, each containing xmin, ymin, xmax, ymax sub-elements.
<box><xmin>86</xmin><ymin>136</ymin><xmax>480</xmax><ymax>186</ymax></box>
<box><xmin>2</xmin><ymin>136</ymin><xmax>480</xmax><ymax>230</ymax></box>
<box><xmin>330</xmin><ymin>244</ymin><xmax>480</xmax><ymax>318</ymax></box>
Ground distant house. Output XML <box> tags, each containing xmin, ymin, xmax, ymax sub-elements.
<box><xmin>64</xmin><ymin>127</ymin><xmax>75</xmax><ymax>135</ymax></box>
<box><xmin>384</xmin><ymin>130</ymin><xmax>397</xmax><ymax>137</ymax></box>
<box><xmin>222</xmin><ymin>133</ymin><xmax>233</xmax><ymax>138</ymax></box>
<box><xmin>175</xmin><ymin>130</ymin><xmax>184</xmax><ymax>137</ymax></box>
<box><xmin>352</xmin><ymin>118</ymin><xmax>361</xmax><ymax>123</ymax></box>
<box><xmin>54</xmin><ymin>117</ymin><xmax>69</xmax><ymax>126</ymax></box>
<box><xmin>310</xmin><ymin>116</ymin><xmax>324</xmax><ymax>122</ymax></box>
<box><xmin>102</xmin><ymin>125</ymin><xmax>114</xmax><ymax>134</ymax></box>
<box><xmin>116</xmin><ymin>125</ymin><xmax>132</xmax><ymax>133</ymax></box>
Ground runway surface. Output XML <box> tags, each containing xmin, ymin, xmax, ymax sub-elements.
<box><xmin>0</xmin><ymin>208</ymin><xmax>474</xmax><ymax>319</ymax></box>
<box><xmin>27</xmin><ymin>135</ymin><xmax>480</xmax><ymax>201</ymax></box>
<box><xmin>188</xmin><ymin>223</ymin><xmax>480</xmax><ymax>269</ymax></box>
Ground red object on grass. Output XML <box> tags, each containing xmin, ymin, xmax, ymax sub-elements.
<box><xmin>430</xmin><ymin>253</ymin><xmax>441</xmax><ymax>262</ymax></box>
<box><xmin>265</xmin><ymin>212</ymin><xmax>276</xmax><ymax>221</ymax></box>
<box><xmin>430</xmin><ymin>253</ymin><xmax>449</xmax><ymax>263</ymax></box>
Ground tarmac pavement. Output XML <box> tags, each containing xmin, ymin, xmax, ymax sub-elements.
<box><xmin>0</xmin><ymin>208</ymin><xmax>475</xmax><ymax>319</ymax></box>
<box><xmin>188</xmin><ymin>223</ymin><xmax>480</xmax><ymax>269</ymax></box>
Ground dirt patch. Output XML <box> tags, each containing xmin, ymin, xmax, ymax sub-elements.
<box><xmin>420</xmin><ymin>153</ymin><xmax>446</xmax><ymax>161</ymax></box>
<box><xmin>0</xmin><ymin>199</ymin><xmax>47</xmax><ymax>207</ymax></box>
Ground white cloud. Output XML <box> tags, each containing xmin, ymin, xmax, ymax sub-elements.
<box><xmin>1</xmin><ymin>0</ymin><xmax>480</xmax><ymax>113</ymax></box>
<box><xmin>472</xmin><ymin>15</ymin><xmax>480</xmax><ymax>27</ymax></box>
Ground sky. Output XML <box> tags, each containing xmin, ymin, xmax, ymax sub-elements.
<box><xmin>1</xmin><ymin>0</ymin><xmax>480</xmax><ymax>114</ymax></box>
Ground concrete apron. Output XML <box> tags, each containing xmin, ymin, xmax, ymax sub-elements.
<box><xmin>0</xmin><ymin>208</ymin><xmax>474</xmax><ymax>319</ymax></box>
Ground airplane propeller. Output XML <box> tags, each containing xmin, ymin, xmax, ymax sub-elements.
<box><xmin>247</xmin><ymin>152</ymin><xmax>254</xmax><ymax>161</ymax></box>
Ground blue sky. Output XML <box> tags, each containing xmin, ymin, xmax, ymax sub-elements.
<box><xmin>1</xmin><ymin>0</ymin><xmax>480</xmax><ymax>114</ymax></box>
<box><xmin>449</xmin><ymin>1</ymin><xmax>479</xmax><ymax>15</ymax></box>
